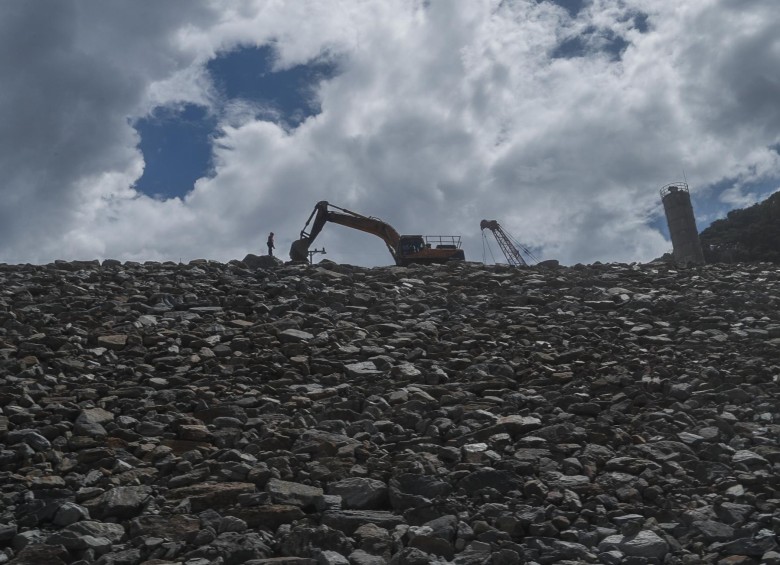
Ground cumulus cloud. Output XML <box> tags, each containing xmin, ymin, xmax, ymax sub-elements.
<box><xmin>1</xmin><ymin>0</ymin><xmax>779</xmax><ymax>266</ymax></box>
<box><xmin>0</xmin><ymin>1</ymin><xmax>216</xmax><ymax>262</ymax></box>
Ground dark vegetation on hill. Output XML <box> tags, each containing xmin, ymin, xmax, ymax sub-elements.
<box><xmin>700</xmin><ymin>191</ymin><xmax>780</xmax><ymax>263</ymax></box>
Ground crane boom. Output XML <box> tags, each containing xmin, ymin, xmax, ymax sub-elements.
<box><xmin>480</xmin><ymin>219</ymin><xmax>528</xmax><ymax>267</ymax></box>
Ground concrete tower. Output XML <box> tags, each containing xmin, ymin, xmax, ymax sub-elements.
<box><xmin>661</xmin><ymin>182</ymin><xmax>705</xmax><ymax>266</ymax></box>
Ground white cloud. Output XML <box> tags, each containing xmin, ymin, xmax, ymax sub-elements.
<box><xmin>2</xmin><ymin>0</ymin><xmax>780</xmax><ymax>266</ymax></box>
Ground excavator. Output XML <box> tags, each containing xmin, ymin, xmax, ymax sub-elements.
<box><xmin>290</xmin><ymin>201</ymin><xmax>466</xmax><ymax>266</ymax></box>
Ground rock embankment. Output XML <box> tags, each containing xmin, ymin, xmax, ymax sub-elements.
<box><xmin>0</xmin><ymin>258</ymin><xmax>779</xmax><ymax>565</ymax></box>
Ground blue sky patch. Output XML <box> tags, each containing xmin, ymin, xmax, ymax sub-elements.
<box><xmin>552</xmin><ymin>27</ymin><xmax>629</xmax><ymax>60</ymax></box>
<box><xmin>133</xmin><ymin>104</ymin><xmax>217</xmax><ymax>200</ymax></box>
<box><xmin>546</xmin><ymin>0</ymin><xmax>586</xmax><ymax>17</ymax></box>
<box><xmin>633</xmin><ymin>12</ymin><xmax>649</xmax><ymax>33</ymax></box>
<box><xmin>207</xmin><ymin>44</ymin><xmax>338</xmax><ymax>127</ymax></box>
<box><xmin>552</xmin><ymin>35</ymin><xmax>588</xmax><ymax>59</ymax></box>
<box><xmin>133</xmin><ymin>44</ymin><xmax>338</xmax><ymax>200</ymax></box>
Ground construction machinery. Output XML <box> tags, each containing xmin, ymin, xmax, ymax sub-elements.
<box><xmin>480</xmin><ymin>219</ymin><xmax>539</xmax><ymax>266</ymax></box>
<box><xmin>290</xmin><ymin>201</ymin><xmax>465</xmax><ymax>266</ymax></box>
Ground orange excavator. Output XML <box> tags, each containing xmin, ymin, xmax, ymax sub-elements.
<box><xmin>290</xmin><ymin>201</ymin><xmax>466</xmax><ymax>266</ymax></box>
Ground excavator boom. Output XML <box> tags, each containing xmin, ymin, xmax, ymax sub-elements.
<box><xmin>290</xmin><ymin>201</ymin><xmax>465</xmax><ymax>266</ymax></box>
<box><xmin>290</xmin><ymin>201</ymin><xmax>401</xmax><ymax>262</ymax></box>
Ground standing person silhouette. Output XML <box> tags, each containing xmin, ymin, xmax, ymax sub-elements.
<box><xmin>267</xmin><ymin>232</ymin><xmax>275</xmax><ymax>257</ymax></box>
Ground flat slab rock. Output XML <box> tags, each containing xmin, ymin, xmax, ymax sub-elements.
<box><xmin>168</xmin><ymin>482</ymin><xmax>256</xmax><ymax>512</ymax></box>
<box><xmin>598</xmin><ymin>530</ymin><xmax>670</xmax><ymax>559</ymax></box>
<box><xmin>321</xmin><ymin>510</ymin><xmax>406</xmax><ymax>535</ymax></box>
<box><xmin>266</xmin><ymin>478</ymin><xmax>324</xmax><ymax>507</ymax></box>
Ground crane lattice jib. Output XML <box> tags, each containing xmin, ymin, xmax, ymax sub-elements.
<box><xmin>480</xmin><ymin>220</ymin><xmax>527</xmax><ymax>266</ymax></box>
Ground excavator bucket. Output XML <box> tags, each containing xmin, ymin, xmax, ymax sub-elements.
<box><xmin>289</xmin><ymin>238</ymin><xmax>311</xmax><ymax>262</ymax></box>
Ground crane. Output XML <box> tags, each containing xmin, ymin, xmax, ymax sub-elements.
<box><xmin>480</xmin><ymin>219</ymin><xmax>539</xmax><ymax>267</ymax></box>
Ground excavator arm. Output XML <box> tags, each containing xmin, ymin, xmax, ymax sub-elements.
<box><xmin>290</xmin><ymin>201</ymin><xmax>402</xmax><ymax>263</ymax></box>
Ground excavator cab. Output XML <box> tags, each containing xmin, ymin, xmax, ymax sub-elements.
<box><xmin>399</xmin><ymin>235</ymin><xmax>425</xmax><ymax>256</ymax></box>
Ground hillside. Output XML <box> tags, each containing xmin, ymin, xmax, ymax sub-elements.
<box><xmin>0</xmin><ymin>259</ymin><xmax>779</xmax><ymax>564</ymax></box>
<box><xmin>700</xmin><ymin>191</ymin><xmax>780</xmax><ymax>263</ymax></box>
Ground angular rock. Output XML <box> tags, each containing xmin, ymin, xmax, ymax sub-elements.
<box><xmin>458</xmin><ymin>469</ymin><xmax>524</xmax><ymax>495</ymax></box>
<box><xmin>389</xmin><ymin>474</ymin><xmax>451</xmax><ymax>511</ymax></box>
<box><xmin>267</xmin><ymin>478</ymin><xmax>324</xmax><ymax>508</ymax></box>
<box><xmin>598</xmin><ymin>530</ymin><xmax>669</xmax><ymax>559</ymax></box>
<box><xmin>327</xmin><ymin>478</ymin><xmax>388</xmax><ymax>510</ymax></box>
<box><xmin>229</xmin><ymin>505</ymin><xmax>306</xmax><ymax>529</ymax></box>
<box><xmin>322</xmin><ymin>510</ymin><xmax>405</xmax><ymax>535</ymax></box>
<box><xmin>82</xmin><ymin>486</ymin><xmax>152</xmax><ymax>520</ymax></box>
<box><xmin>168</xmin><ymin>482</ymin><xmax>256</xmax><ymax>512</ymax></box>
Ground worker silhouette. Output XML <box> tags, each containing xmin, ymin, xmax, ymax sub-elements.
<box><xmin>267</xmin><ymin>232</ymin><xmax>275</xmax><ymax>257</ymax></box>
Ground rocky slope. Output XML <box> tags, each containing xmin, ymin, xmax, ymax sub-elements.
<box><xmin>0</xmin><ymin>258</ymin><xmax>779</xmax><ymax>565</ymax></box>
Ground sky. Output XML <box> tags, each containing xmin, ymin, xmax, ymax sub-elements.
<box><xmin>1</xmin><ymin>0</ymin><xmax>779</xmax><ymax>267</ymax></box>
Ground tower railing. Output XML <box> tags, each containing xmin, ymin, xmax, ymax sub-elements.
<box><xmin>660</xmin><ymin>182</ymin><xmax>689</xmax><ymax>198</ymax></box>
